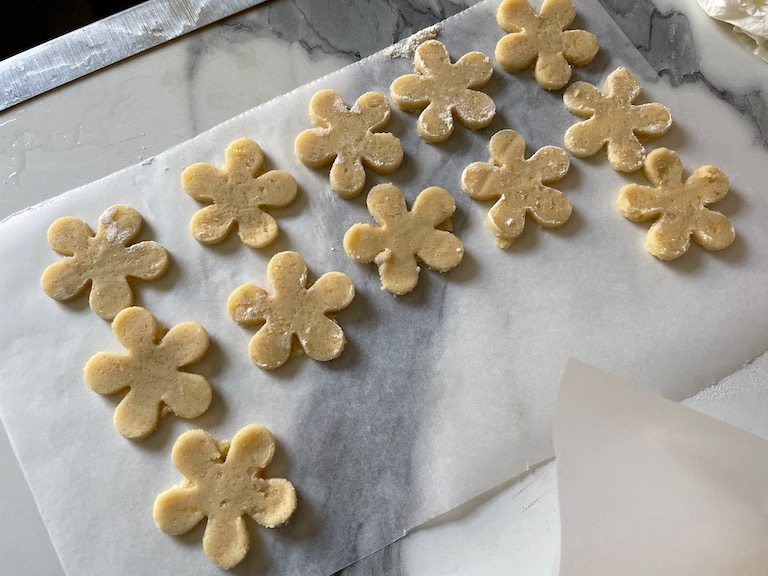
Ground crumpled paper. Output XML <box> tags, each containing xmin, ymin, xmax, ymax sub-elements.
<box><xmin>555</xmin><ymin>359</ymin><xmax>768</xmax><ymax>576</ymax></box>
<box><xmin>696</xmin><ymin>0</ymin><xmax>768</xmax><ymax>63</ymax></box>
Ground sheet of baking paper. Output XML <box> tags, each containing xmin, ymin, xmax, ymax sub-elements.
<box><xmin>684</xmin><ymin>352</ymin><xmax>768</xmax><ymax>442</ymax></box>
<box><xmin>554</xmin><ymin>359</ymin><xmax>768</xmax><ymax>576</ymax></box>
<box><xmin>1</xmin><ymin>0</ymin><xmax>768</xmax><ymax>574</ymax></box>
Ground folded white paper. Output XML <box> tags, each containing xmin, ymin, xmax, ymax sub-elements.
<box><xmin>696</xmin><ymin>0</ymin><xmax>768</xmax><ymax>63</ymax></box>
<box><xmin>555</xmin><ymin>359</ymin><xmax>768</xmax><ymax>576</ymax></box>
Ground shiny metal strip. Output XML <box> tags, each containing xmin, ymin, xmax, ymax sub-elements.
<box><xmin>0</xmin><ymin>0</ymin><xmax>268</xmax><ymax>112</ymax></box>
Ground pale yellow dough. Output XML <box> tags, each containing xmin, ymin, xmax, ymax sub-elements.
<box><xmin>228</xmin><ymin>251</ymin><xmax>355</xmax><ymax>370</ymax></box>
<box><xmin>154</xmin><ymin>425</ymin><xmax>297</xmax><ymax>570</ymax></box>
<box><xmin>390</xmin><ymin>40</ymin><xmax>495</xmax><ymax>143</ymax></box>
<box><xmin>495</xmin><ymin>0</ymin><xmax>599</xmax><ymax>90</ymax></box>
<box><xmin>41</xmin><ymin>204</ymin><xmax>169</xmax><ymax>320</ymax></box>
<box><xmin>84</xmin><ymin>306</ymin><xmax>212</xmax><ymax>440</ymax></box>
<box><xmin>462</xmin><ymin>129</ymin><xmax>571</xmax><ymax>248</ymax></box>
<box><xmin>563</xmin><ymin>66</ymin><xmax>672</xmax><ymax>172</ymax></box>
<box><xmin>294</xmin><ymin>89</ymin><xmax>403</xmax><ymax>198</ymax></box>
<box><xmin>617</xmin><ymin>147</ymin><xmax>735</xmax><ymax>261</ymax></box>
<box><xmin>344</xmin><ymin>183</ymin><xmax>464</xmax><ymax>295</ymax></box>
<box><xmin>181</xmin><ymin>138</ymin><xmax>297</xmax><ymax>248</ymax></box>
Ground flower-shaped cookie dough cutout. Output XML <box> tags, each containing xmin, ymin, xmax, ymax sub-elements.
<box><xmin>563</xmin><ymin>66</ymin><xmax>672</xmax><ymax>172</ymax></box>
<box><xmin>228</xmin><ymin>251</ymin><xmax>355</xmax><ymax>370</ymax></box>
<box><xmin>495</xmin><ymin>0</ymin><xmax>599</xmax><ymax>90</ymax></box>
<box><xmin>154</xmin><ymin>425</ymin><xmax>297</xmax><ymax>570</ymax></box>
<box><xmin>390</xmin><ymin>40</ymin><xmax>495</xmax><ymax>144</ymax></box>
<box><xmin>462</xmin><ymin>129</ymin><xmax>571</xmax><ymax>248</ymax></box>
<box><xmin>41</xmin><ymin>205</ymin><xmax>169</xmax><ymax>320</ymax></box>
<box><xmin>617</xmin><ymin>148</ymin><xmax>734</xmax><ymax>261</ymax></box>
<box><xmin>84</xmin><ymin>307</ymin><xmax>211</xmax><ymax>439</ymax></box>
<box><xmin>344</xmin><ymin>183</ymin><xmax>464</xmax><ymax>295</ymax></box>
<box><xmin>294</xmin><ymin>90</ymin><xmax>403</xmax><ymax>199</ymax></box>
<box><xmin>181</xmin><ymin>138</ymin><xmax>297</xmax><ymax>248</ymax></box>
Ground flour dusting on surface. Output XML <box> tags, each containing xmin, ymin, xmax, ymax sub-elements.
<box><xmin>99</xmin><ymin>206</ymin><xmax>133</xmax><ymax>245</ymax></box>
<box><xmin>384</xmin><ymin>25</ymin><xmax>442</xmax><ymax>59</ymax></box>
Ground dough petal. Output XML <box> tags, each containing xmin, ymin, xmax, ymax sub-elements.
<box><xmin>202</xmin><ymin>514</ymin><xmax>250</xmax><ymax>570</ymax></box>
<box><xmin>379</xmin><ymin>253</ymin><xmax>420</xmax><ymax>295</ymax></box>
<box><xmin>248</xmin><ymin>323</ymin><xmax>292</xmax><ymax>370</ymax></box>
<box><xmin>534</xmin><ymin>52</ymin><xmax>572</xmax><ymax>91</ymax></box>
<box><xmin>496</xmin><ymin>0</ymin><xmax>537</xmax><ymax>32</ymax></box>
<box><xmin>528</xmin><ymin>186</ymin><xmax>572</xmax><ymax>227</ymax></box>
<box><xmin>418</xmin><ymin>102</ymin><xmax>455</xmax><ymax>143</ymax></box>
<box><xmin>691</xmin><ymin>210</ymin><xmax>735</xmax><ymax>251</ymax></box>
<box><xmin>256</xmin><ymin>170</ymin><xmax>298</xmax><ymax>208</ymax></box>
<box><xmin>453</xmin><ymin>90</ymin><xmax>495</xmax><ymax>129</ymax></box>
<box><xmin>343</xmin><ymin>224</ymin><xmax>387</xmax><ymax>263</ymax></box>
<box><xmin>249</xmin><ymin>478</ymin><xmax>298</xmax><ymax>528</ymax></box>
<box><xmin>307</xmin><ymin>272</ymin><xmax>355</xmax><ymax>312</ymax></box>
<box><xmin>161</xmin><ymin>322</ymin><xmax>209</xmax><ymax>366</ymax></box>
<box><xmin>329</xmin><ymin>155</ymin><xmax>366</xmax><ymax>199</ymax></box>
<box><xmin>84</xmin><ymin>353</ymin><xmax>134</xmax><ymax>395</ymax></box>
<box><xmin>41</xmin><ymin>260</ymin><xmax>88</xmax><ymax>301</ymax></box>
<box><xmin>645</xmin><ymin>216</ymin><xmax>692</xmax><ymax>261</ymax></box>
<box><xmin>294</xmin><ymin>129</ymin><xmax>338</xmax><ymax>167</ymax></box>
<box><xmin>417</xmin><ymin>230</ymin><xmax>464</xmax><ymax>272</ymax></box>
<box><xmin>90</xmin><ymin>276</ymin><xmax>134</xmax><ymax>320</ymax></box>
<box><xmin>190</xmin><ymin>204</ymin><xmax>236</xmax><ymax>244</ymax></box>
<box><xmin>163</xmin><ymin>373</ymin><xmax>212</xmax><ymax>420</ymax></box>
<box><xmin>495</xmin><ymin>32</ymin><xmax>537</xmax><ymax>72</ymax></box>
<box><xmin>181</xmin><ymin>163</ymin><xmax>226</xmax><ymax>202</ymax></box>
<box><xmin>561</xmin><ymin>29</ymin><xmax>599</xmax><ymax>66</ymax></box>
<box><xmin>488</xmin><ymin>198</ymin><xmax>527</xmax><ymax>244</ymax></box>
<box><xmin>412</xmin><ymin>186</ymin><xmax>456</xmax><ymax>227</ymax></box>
<box><xmin>172</xmin><ymin>429</ymin><xmax>222</xmax><ymax>480</ymax></box>
<box><xmin>297</xmin><ymin>316</ymin><xmax>346</xmax><ymax>362</ymax></box>
<box><xmin>114</xmin><ymin>389</ymin><xmax>161</xmax><ymax>439</ymax></box>
<box><xmin>153</xmin><ymin>487</ymin><xmax>205</xmax><ymax>536</ymax></box>
<box><xmin>226</xmin><ymin>424</ymin><xmax>276</xmax><ymax>470</ymax></box>
<box><xmin>228</xmin><ymin>284</ymin><xmax>271</xmax><ymax>325</ymax></box>
<box><xmin>47</xmin><ymin>217</ymin><xmax>92</xmax><ymax>255</ymax></box>
<box><xmin>237</xmin><ymin>209</ymin><xmax>279</xmax><ymax>249</ymax></box>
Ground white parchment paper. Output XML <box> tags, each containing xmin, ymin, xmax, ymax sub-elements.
<box><xmin>555</xmin><ymin>359</ymin><xmax>768</xmax><ymax>575</ymax></box>
<box><xmin>1</xmin><ymin>1</ymin><xmax>768</xmax><ymax>574</ymax></box>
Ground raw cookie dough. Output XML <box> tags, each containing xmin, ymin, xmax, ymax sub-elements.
<box><xmin>462</xmin><ymin>129</ymin><xmax>571</xmax><ymax>248</ymax></box>
<box><xmin>153</xmin><ymin>425</ymin><xmax>297</xmax><ymax>570</ymax></box>
<box><xmin>563</xmin><ymin>66</ymin><xmax>672</xmax><ymax>172</ymax></box>
<box><xmin>228</xmin><ymin>251</ymin><xmax>355</xmax><ymax>370</ymax></box>
<box><xmin>343</xmin><ymin>183</ymin><xmax>464</xmax><ymax>295</ymax></box>
<box><xmin>495</xmin><ymin>0</ymin><xmax>599</xmax><ymax>90</ymax></box>
<box><xmin>84</xmin><ymin>306</ymin><xmax>212</xmax><ymax>440</ymax></box>
<box><xmin>181</xmin><ymin>138</ymin><xmax>297</xmax><ymax>248</ymax></box>
<box><xmin>390</xmin><ymin>40</ymin><xmax>495</xmax><ymax>143</ymax></box>
<box><xmin>294</xmin><ymin>89</ymin><xmax>403</xmax><ymax>199</ymax></box>
<box><xmin>41</xmin><ymin>204</ymin><xmax>169</xmax><ymax>320</ymax></box>
<box><xmin>617</xmin><ymin>147</ymin><xmax>735</xmax><ymax>261</ymax></box>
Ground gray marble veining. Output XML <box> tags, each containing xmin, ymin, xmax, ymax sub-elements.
<box><xmin>598</xmin><ymin>0</ymin><xmax>768</xmax><ymax>147</ymax></box>
<box><xmin>264</xmin><ymin>0</ymin><xmax>476</xmax><ymax>59</ymax></box>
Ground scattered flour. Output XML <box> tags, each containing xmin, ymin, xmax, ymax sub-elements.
<box><xmin>99</xmin><ymin>205</ymin><xmax>134</xmax><ymax>245</ymax></box>
<box><xmin>384</xmin><ymin>24</ymin><xmax>442</xmax><ymax>59</ymax></box>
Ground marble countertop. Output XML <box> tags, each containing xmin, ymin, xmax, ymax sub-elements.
<box><xmin>1</xmin><ymin>0</ymin><xmax>766</xmax><ymax>574</ymax></box>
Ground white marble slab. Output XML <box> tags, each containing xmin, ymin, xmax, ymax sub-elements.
<box><xmin>1</xmin><ymin>0</ymin><xmax>766</xmax><ymax>574</ymax></box>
